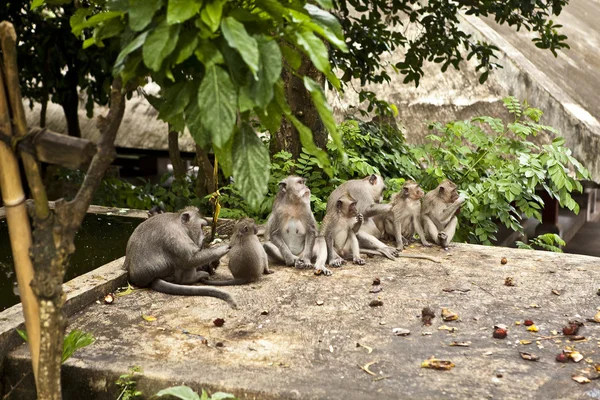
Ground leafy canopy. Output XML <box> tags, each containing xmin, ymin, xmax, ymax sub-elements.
<box><xmin>59</xmin><ymin>0</ymin><xmax>348</xmax><ymax>209</ymax></box>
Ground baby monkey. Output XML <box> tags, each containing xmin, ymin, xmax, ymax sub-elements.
<box><xmin>201</xmin><ymin>218</ymin><xmax>273</xmax><ymax>286</ymax></box>
<box><xmin>377</xmin><ymin>180</ymin><xmax>431</xmax><ymax>250</ymax></box>
<box><xmin>321</xmin><ymin>193</ymin><xmax>365</xmax><ymax>267</ymax></box>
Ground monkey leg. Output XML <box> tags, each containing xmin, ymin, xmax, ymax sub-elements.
<box><xmin>349</xmin><ymin>234</ymin><xmax>365</xmax><ymax>265</ymax></box>
<box><xmin>392</xmin><ymin>220</ymin><xmax>404</xmax><ymax>251</ymax></box>
<box><xmin>325</xmin><ymin>235</ymin><xmax>345</xmax><ymax>268</ymax></box>
<box><xmin>312</xmin><ymin>237</ymin><xmax>332</xmax><ymax>276</ymax></box>
<box><xmin>413</xmin><ymin>217</ymin><xmax>432</xmax><ymax>248</ymax></box>
<box><xmin>421</xmin><ymin>215</ymin><xmax>441</xmax><ymax>246</ymax></box>
<box><xmin>264</xmin><ymin>238</ymin><xmax>298</xmax><ymax>266</ymax></box>
<box><xmin>356</xmin><ymin>231</ymin><xmax>399</xmax><ymax>260</ymax></box>
<box><xmin>440</xmin><ymin>216</ymin><xmax>459</xmax><ymax>248</ymax></box>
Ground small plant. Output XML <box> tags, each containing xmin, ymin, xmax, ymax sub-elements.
<box><xmin>116</xmin><ymin>366</ymin><xmax>143</xmax><ymax>400</ymax></box>
<box><xmin>516</xmin><ymin>233</ymin><xmax>565</xmax><ymax>253</ymax></box>
<box><xmin>152</xmin><ymin>385</ymin><xmax>237</xmax><ymax>400</ymax></box>
<box><xmin>17</xmin><ymin>329</ymin><xmax>95</xmax><ymax>363</ymax></box>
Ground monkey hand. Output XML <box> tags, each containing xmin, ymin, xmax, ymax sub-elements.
<box><xmin>421</xmin><ymin>240</ymin><xmax>433</xmax><ymax>247</ymax></box>
<box><xmin>379</xmin><ymin>247</ymin><xmax>399</xmax><ymax>260</ymax></box>
<box><xmin>395</xmin><ymin>243</ymin><xmax>404</xmax><ymax>252</ymax></box>
<box><xmin>314</xmin><ymin>264</ymin><xmax>333</xmax><ymax>276</ymax></box>
<box><xmin>438</xmin><ymin>232</ymin><xmax>448</xmax><ymax>241</ymax></box>
<box><xmin>294</xmin><ymin>258</ymin><xmax>312</xmax><ymax>270</ymax></box>
<box><xmin>352</xmin><ymin>256</ymin><xmax>366</xmax><ymax>265</ymax></box>
<box><xmin>456</xmin><ymin>196</ymin><xmax>466</xmax><ymax>205</ymax></box>
<box><xmin>329</xmin><ymin>257</ymin><xmax>345</xmax><ymax>268</ymax></box>
<box><xmin>356</xmin><ymin>213</ymin><xmax>364</xmax><ymax>224</ymax></box>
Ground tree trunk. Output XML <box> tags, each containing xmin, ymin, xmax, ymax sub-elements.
<box><xmin>271</xmin><ymin>57</ymin><xmax>327</xmax><ymax>158</ymax></box>
<box><xmin>195</xmin><ymin>145</ymin><xmax>215</xmax><ymax>198</ymax></box>
<box><xmin>168</xmin><ymin>128</ymin><xmax>186</xmax><ymax>180</ymax></box>
<box><xmin>61</xmin><ymin>71</ymin><xmax>81</xmax><ymax>137</ymax></box>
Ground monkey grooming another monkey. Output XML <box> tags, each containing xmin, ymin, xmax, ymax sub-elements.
<box><xmin>124</xmin><ymin>207</ymin><xmax>236</xmax><ymax>308</ymax></box>
<box><xmin>377</xmin><ymin>180</ymin><xmax>432</xmax><ymax>251</ymax></box>
<box><xmin>326</xmin><ymin>174</ymin><xmax>398</xmax><ymax>260</ymax></box>
<box><xmin>421</xmin><ymin>179</ymin><xmax>465</xmax><ymax>249</ymax></box>
<box><xmin>201</xmin><ymin>218</ymin><xmax>273</xmax><ymax>286</ymax></box>
<box><xmin>263</xmin><ymin>176</ymin><xmax>330</xmax><ymax>275</ymax></box>
<box><xmin>321</xmin><ymin>193</ymin><xmax>365</xmax><ymax>266</ymax></box>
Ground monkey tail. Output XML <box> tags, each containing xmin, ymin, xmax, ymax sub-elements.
<box><xmin>396</xmin><ymin>254</ymin><xmax>442</xmax><ymax>263</ymax></box>
<box><xmin>150</xmin><ymin>279</ymin><xmax>238</xmax><ymax>308</ymax></box>
<box><xmin>199</xmin><ymin>278</ymin><xmax>251</xmax><ymax>286</ymax></box>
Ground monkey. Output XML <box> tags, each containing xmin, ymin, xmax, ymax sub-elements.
<box><xmin>200</xmin><ymin>218</ymin><xmax>273</xmax><ymax>286</ymax></box>
<box><xmin>124</xmin><ymin>206</ymin><xmax>237</xmax><ymax>308</ymax></box>
<box><xmin>263</xmin><ymin>176</ymin><xmax>330</xmax><ymax>276</ymax></box>
<box><xmin>147</xmin><ymin>205</ymin><xmax>166</xmax><ymax>217</ymax></box>
<box><xmin>326</xmin><ymin>174</ymin><xmax>398</xmax><ymax>260</ymax></box>
<box><xmin>320</xmin><ymin>193</ymin><xmax>365</xmax><ymax>266</ymax></box>
<box><xmin>376</xmin><ymin>181</ymin><xmax>432</xmax><ymax>251</ymax></box>
<box><xmin>421</xmin><ymin>179</ymin><xmax>465</xmax><ymax>249</ymax></box>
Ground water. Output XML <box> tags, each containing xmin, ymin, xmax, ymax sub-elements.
<box><xmin>0</xmin><ymin>214</ymin><xmax>143</xmax><ymax>312</ymax></box>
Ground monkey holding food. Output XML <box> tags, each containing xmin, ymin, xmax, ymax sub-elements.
<box><xmin>201</xmin><ymin>218</ymin><xmax>273</xmax><ymax>286</ymax></box>
<box><xmin>376</xmin><ymin>180</ymin><xmax>431</xmax><ymax>250</ymax></box>
<box><xmin>421</xmin><ymin>179</ymin><xmax>465</xmax><ymax>249</ymax></box>
<box><xmin>320</xmin><ymin>192</ymin><xmax>365</xmax><ymax>267</ymax></box>
<box><xmin>124</xmin><ymin>207</ymin><xmax>237</xmax><ymax>308</ymax></box>
<box><xmin>263</xmin><ymin>176</ymin><xmax>330</xmax><ymax>275</ymax></box>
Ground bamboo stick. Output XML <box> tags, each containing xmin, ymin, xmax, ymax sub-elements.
<box><xmin>0</xmin><ymin>21</ymin><xmax>49</xmax><ymax>220</ymax></box>
<box><xmin>0</xmin><ymin>57</ymin><xmax>40</xmax><ymax>383</ymax></box>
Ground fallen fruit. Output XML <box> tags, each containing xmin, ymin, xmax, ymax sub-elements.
<box><xmin>215</xmin><ymin>342</ymin><xmax>224</xmax><ymax>348</ymax></box>
<box><xmin>392</xmin><ymin>328</ymin><xmax>411</xmax><ymax>336</ymax></box>
<box><xmin>526</xmin><ymin>325</ymin><xmax>539</xmax><ymax>332</ymax></box>
<box><xmin>563</xmin><ymin>324</ymin><xmax>580</xmax><ymax>336</ymax></box>
<box><xmin>422</xmin><ymin>307</ymin><xmax>435</xmax><ymax>326</ymax></box>
<box><xmin>524</xmin><ymin>320</ymin><xmax>534</xmax><ymax>326</ymax></box>
<box><xmin>556</xmin><ymin>353</ymin><xmax>569</xmax><ymax>363</ymax></box>
<box><xmin>372</xmin><ymin>277</ymin><xmax>381</xmax><ymax>286</ymax></box>
<box><xmin>500</xmin><ymin>257</ymin><xmax>507</xmax><ymax>265</ymax></box>
<box><xmin>103</xmin><ymin>293</ymin><xmax>115</xmax><ymax>304</ymax></box>
<box><xmin>421</xmin><ymin>358</ymin><xmax>455</xmax><ymax>370</ymax></box>
<box><xmin>441</xmin><ymin>308</ymin><xmax>459</xmax><ymax>321</ymax></box>
<box><xmin>572</xmin><ymin>375</ymin><xmax>591</xmax><ymax>384</ymax></box>
<box><xmin>504</xmin><ymin>277</ymin><xmax>515</xmax><ymax>286</ymax></box>
<box><xmin>520</xmin><ymin>352</ymin><xmax>539</xmax><ymax>361</ymax></box>
<box><xmin>213</xmin><ymin>318</ymin><xmax>225</xmax><ymax>327</ymax></box>
<box><xmin>493</xmin><ymin>328</ymin><xmax>508</xmax><ymax>339</ymax></box>
<box><xmin>369</xmin><ymin>299</ymin><xmax>384</xmax><ymax>307</ymax></box>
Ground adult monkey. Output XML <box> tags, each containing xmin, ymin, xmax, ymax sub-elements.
<box><xmin>263</xmin><ymin>176</ymin><xmax>330</xmax><ymax>275</ymax></box>
<box><xmin>421</xmin><ymin>179</ymin><xmax>465</xmax><ymax>249</ymax></box>
<box><xmin>124</xmin><ymin>207</ymin><xmax>237</xmax><ymax>308</ymax></box>
<box><xmin>326</xmin><ymin>174</ymin><xmax>398</xmax><ymax>260</ymax></box>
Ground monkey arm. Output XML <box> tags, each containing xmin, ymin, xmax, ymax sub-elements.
<box><xmin>440</xmin><ymin>198</ymin><xmax>465</xmax><ymax>220</ymax></box>
<box><xmin>302</xmin><ymin>226</ymin><xmax>316</xmax><ymax>262</ymax></box>
<box><xmin>362</xmin><ymin>203</ymin><xmax>392</xmax><ymax>219</ymax></box>
<box><xmin>188</xmin><ymin>245</ymin><xmax>229</xmax><ymax>269</ymax></box>
<box><xmin>270</xmin><ymin>233</ymin><xmax>298</xmax><ymax>266</ymax></box>
<box><xmin>352</xmin><ymin>214</ymin><xmax>363</xmax><ymax>233</ymax></box>
<box><xmin>440</xmin><ymin>216</ymin><xmax>459</xmax><ymax>248</ymax></box>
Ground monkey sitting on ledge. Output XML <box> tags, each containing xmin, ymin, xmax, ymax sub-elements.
<box><xmin>124</xmin><ymin>207</ymin><xmax>237</xmax><ymax>308</ymax></box>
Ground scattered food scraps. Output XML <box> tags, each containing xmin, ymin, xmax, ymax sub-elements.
<box><xmin>142</xmin><ymin>315</ymin><xmax>157</xmax><ymax>322</ymax></box>
<box><xmin>520</xmin><ymin>340</ymin><xmax>533</xmax><ymax>345</ymax></box>
<box><xmin>441</xmin><ymin>308</ymin><xmax>459</xmax><ymax>321</ymax></box>
<box><xmin>568</xmin><ymin>351</ymin><xmax>584</xmax><ymax>363</ymax></box>
<box><xmin>372</xmin><ymin>277</ymin><xmax>381</xmax><ymax>286</ymax></box>
<box><xmin>500</xmin><ymin>257</ymin><xmax>508</xmax><ymax>265</ymax></box>
<box><xmin>529</xmin><ymin>304</ymin><xmax>540</xmax><ymax>309</ymax></box>
<box><xmin>356</xmin><ymin>342</ymin><xmax>373</xmax><ymax>354</ymax></box>
<box><xmin>360</xmin><ymin>361</ymin><xmax>378</xmax><ymax>376</ymax></box>
<box><xmin>504</xmin><ymin>277</ymin><xmax>515</xmax><ymax>287</ymax></box>
<box><xmin>556</xmin><ymin>353</ymin><xmax>569</xmax><ymax>363</ymax></box>
<box><xmin>438</xmin><ymin>325</ymin><xmax>457</xmax><ymax>333</ymax></box>
<box><xmin>442</xmin><ymin>288</ymin><xmax>471</xmax><ymax>293</ymax></box>
<box><xmin>552</xmin><ymin>289</ymin><xmax>561</xmax><ymax>296</ymax></box>
<box><xmin>493</xmin><ymin>325</ymin><xmax>508</xmax><ymax>339</ymax></box>
<box><xmin>422</xmin><ymin>307</ymin><xmax>435</xmax><ymax>326</ymax></box>
<box><xmin>449</xmin><ymin>341</ymin><xmax>471</xmax><ymax>347</ymax></box>
<box><xmin>515</xmin><ymin>321</ymin><xmax>522</xmax><ymax>326</ymax></box>
<box><xmin>524</xmin><ymin>320</ymin><xmax>534</xmax><ymax>326</ymax></box>
<box><xmin>563</xmin><ymin>324</ymin><xmax>580</xmax><ymax>336</ymax></box>
<box><xmin>392</xmin><ymin>328</ymin><xmax>410</xmax><ymax>337</ymax></box>
<box><xmin>572</xmin><ymin>336</ymin><xmax>586</xmax><ymax>341</ymax></box>
<box><xmin>370</xmin><ymin>286</ymin><xmax>382</xmax><ymax>294</ymax></box>
<box><xmin>527</xmin><ymin>325</ymin><xmax>539</xmax><ymax>332</ymax></box>
<box><xmin>594</xmin><ymin>311</ymin><xmax>600</xmax><ymax>323</ymax></box>
<box><xmin>520</xmin><ymin>352</ymin><xmax>539</xmax><ymax>361</ymax></box>
<box><xmin>421</xmin><ymin>358</ymin><xmax>455</xmax><ymax>370</ymax></box>
<box><xmin>572</xmin><ymin>375</ymin><xmax>591</xmax><ymax>384</ymax></box>
<box><xmin>213</xmin><ymin>318</ymin><xmax>225</xmax><ymax>327</ymax></box>
<box><xmin>116</xmin><ymin>283</ymin><xmax>135</xmax><ymax>297</ymax></box>
<box><xmin>215</xmin><ymin>342</ymin><xmax>224</xmax><ymax>348</ymax></box>
<box><xmin>369</xmin><ymin>299</ymin><xmax>384</xmax><ymax>307</ymax></box>
<box><xmin>261</xmin><ymin>310</ymin><xmax>269</xmax><ymax>315</ymax></box>
<box><xmin>329</xmin><ymin>345</ymin><xmax>334</xmax><ymax>353</ymax></box>
<box><xmin>316</xmin><ymin>300</ymin><xmax>324</xmax><ymax>306</ymax></box>
<box><xmin>103</xmin><ymin>293</ymin><xmax>115</xmax><ymax>304</ymax></box>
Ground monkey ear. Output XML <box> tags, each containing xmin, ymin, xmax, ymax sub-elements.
<box><xmin>278</xmin><ymin>181</ymin><xmax>287</xmax><ymax>192</ymax></box>
<box><xmin>439</xmin><ymin>186</ymin><xmax>445</xmax><ymax>193</ymax></box>
<box><xmin>253</xmin><ymin>224</ymin><xmax>258</xmax><ymax>234</ymax></box>
<box><xmin>336</xmin><ymin>199</ymin><xmax>344</xmax><ymax>210</ymax></box>
<box><xmin>181</xmin><ymin>212</ymin><xmax>191</xmax><ymax>224</ymax></box>
<box><xmin>368</xmin><ymin>174</ymin><xmax>378</xmax><ymax>185</ymax></box>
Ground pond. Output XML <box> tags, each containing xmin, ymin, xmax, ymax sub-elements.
<box><xmin>0</xmin><ymin>214</ymin><xmax>143</xmax><ymax>312</ymax></box>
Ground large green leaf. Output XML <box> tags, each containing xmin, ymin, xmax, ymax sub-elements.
<box><xmin>214</xmin><ymin>133</ymin><xmax>234</xmax><ymax>178</ymax></box>
<box><xmin>303</xmin><ymin>76</ymin><xmax>343</xmax><ymax>156</ymax></box>
<box><xmin>201</xmin><ymin>0</ymin><xmax>224</xmax><ymax>32</ymax></box>
<box><xmin>256</xmin><ymin>98</ymin><xmax>282</xmax><ymax>134</ymax></box>
<box><xmin>221</xmin><ymin>17</ymin><xmax>259</xmax><ymax>78</ymax></box>
<box><xmin>129</xmin><ymin>0</ymin><xmax>162</xmax><ymax>32</ymax></box>
<box><xmin>194</xmin><ymin>40</ymin><xmax>224</xmax><ymax>67</ymax></box>
<box><xmin>167</xmin><ymin>0</ymin><xmax>202</xmax><ymax>25</ymax></box>
<box><xmin>143</xmin><ymin>20</ymin><xmax>180</xmax><ymax>71</ymax></box>
<box><xmin>250</xmin><ymin>36</ymin><xmax>282</xmax><ymax>108</ymax></box>
<box><xmin>158</xmin><ymin>82</ymin><xmax>194</xmax><ymax>122</ymax></box>
<box><xmin>233</xmin><ymin>123</ymin><xmax>270</xmax><ymax>209</ymax></box>
<box><xmin>198</xmin><ymin>65</ymin><xmax>237</xmax><ymax>149</ymax></box>
<box><xmin>293</xmin><ymin>29</ymin><xmax>340</xmax><ymax>89</ymax></box>
<box><xmin>288</xmin><ymin>114</ymin><xmax>331</xmax><ymax>176</ymax></box>
<box><xmin>154</xmin><ymin>385</ymin><xmax>201</xmax><ymax>400</ymax></box>
<box><xmin>314</xmin><ymin>0</ymin><xmax>333</xmax><ymax>9</ymax></box>
<box><xmin>303</xmin><ymin>4</ymin><xmax>343</xmax><ymax>39</ymax></box>
<box><xmin>280</xmin><ymin>44</ymin><xmax>302</xmax><ymax>71</ymax></box>
<box><xmin>71</xmin><ymin>11</ymin><xmax>124</xmax><ymax>36</ymax></box>
<box><xmin>174</xmin><ymin>29</ymin><xmax>199</xmax><ymax>64</ymax></box>
<box><xmin>184</xmin><ymin>97</ymin><xmax>211</xmax><ymax>148</ymax></box>
<box><xmin>114</xmin><ymin>31</ymin><xmax>149</xmax><ymax>73</ymax></box>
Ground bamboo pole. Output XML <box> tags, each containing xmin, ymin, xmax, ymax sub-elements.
<box><xmin>0</xmin><ymin>21</ymin><xmax>50</xmax><ymax>220</ymax></box>
<box><xmin>0</xmin><ymin>55</ymin><xmax>40</xmax><ymax>384</ymax></box>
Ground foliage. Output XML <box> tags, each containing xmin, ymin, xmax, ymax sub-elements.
<box><xmin>516</xmin><ymin>233</ymin><xmax>565</xmax><ymax>253</ymax></box>
<box><xmin>17</xmin><ymin>329</ymin><xmax>95</xmax><ymax>363</ymax></box>
<box><xmin>0</xmin><ymin>2</ymin><xmax>117</xmax><ymax>134</ymax></box>
<box><xmin>332</xmin><ymin>0</ymin><xmax>570</xmax><ymax>115</ymax></box>
<box><xmin>116</xmin><ymin>366</ymin><xmax>143</xmax><ymax>400</ymax></box>
<box><xmin>61</xmin><ymin>0</ymin><xmax>348</xmax><ymax>209</ymax></box>
<box><xmin>152</xmin><ymin>385</ymin><xmax>237</xmax><ymax>400</ymax></box>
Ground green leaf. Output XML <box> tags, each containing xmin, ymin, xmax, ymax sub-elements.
<box><xmin>143</xmin><ymin>20</ymin><xmax>180</xmax><ymax>71</ymax></box>
<box><xmin>185</xmin><ymin>99</ymin><xmax>211</xmax><ymax>148</ymax></box>
<box><xmin>194</xmin><ymin>40</ymin><xmax>224</xmax><ymax>67</ymax></box>
<box><xmin>221</xmin><ymin>17</ymin><xmax>259</xmax><ymax>77</ymax></box>
<box><xmin>129</xmin><ymin>0</ymin><xmax>162</xmax><ymax>32</ymax></box>
<box><xmin>250</xmin><ymin>36</ymin><xmax>282</xmax><ymax>107</ymax></box>
<box><xmin>201</xmin><ymin>0</ymin><xmax>224</xmax><ymax>32</ymax></box>
<box><xmin>287</xmin><ymin>114</ymin><xmax>331</xmax><ymax>176</ymax></box>
<box><xmin>198</xmin><ymin>65</ymin><xmax>237</xmax><ymax>148</ymax></box>
<box><xmin>158</xmin><ymin>82</ymin><xmax>194</xmax><ymax>123</ymax></box>
<box><xmin>115</xmin><ymin>31</ymin><xmax>149</xmax><ymax>73</ymax></box>
<box><xmin>294</xmin><ymin>29</ymin><xmax>328</xmax><ymax>74</ymax></box>
<box><xmin>280</xmin><ymin>44</ymin><xmax>302</xmax><ymax>71</ymax></box>
<box><xmin>31</xmin><ymin>0</ymin><xmax>46</xmax><ymax>10</ymax></box>
<box><xmin>303</xmin><ymin>76</ymin><xmax>343</xmax><ymax>156</ymax></box>
<box><xmin>174</xmin><ymin>29</ymin><xmax>200</xmax><ymax>64</ymax></box>
<box><xmin>210</xmin><ymin>393</ymin><xmax>237</xmax><ymax>400</ymax></box>
<box><xmin>233</xmin><ymin>123</ymin><xmax>270</xmax><ymax>209</ymax></box>
<box><xmin>214</xmin><ymin>133</ymin><xmax>234</xmax><ymax>177</ymax></box>
<box><xmin>167</xmin><ymin>0</ymin><xmax>202</xmax><ymax>25</ymax></box>
<box><xmin>200</xmin><ymin>389</ymin><xmax>210</xmax><ymax>400</ymax></box>
<box><xmin>154</xmin><ymin>385</ymin><xmax>201</xmax><ymax>400</ymax></box>
<box><xmin>303</xmin><ymin>4</ymin><xmax>347</xmax><ymax>52</ymax></box>
<box><xmin>257</xmin><ymin>98</ymin><xmax>282</xmax><ymax>134</ymax></box>
<box><xmin>71</xmin><ymin>11</ymin><xmax>124</xmax><ymax>37</ymax></box>
<box><xmin>62</xmin><ymin>330</ymin><xmax>95</xmax><ymax>363</ymax></box>
<box><xmin>313</xmin><ymin>0</ymin><xmax>333</xmax><ymax>9</ymax></box>
<box><xmin>16</xmin><ymin>329</ymin><xmax>28</xmax><ymax>342</ymax></box>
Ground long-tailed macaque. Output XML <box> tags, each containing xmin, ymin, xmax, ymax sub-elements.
<box><xmin>421</xmin><ymin>179</ymin><xmax>465</xmax><ymax>249</ymax></box>
<box><xmin>124</xmin><ymin>207</ymin><xmax>236</xmax><ymax>308</ymax></box>
<box><xmin>326</xmin><ymin>174</ymin><xmax>398</xmax><ymax>259</ymax></box>
<box><xmin>201</xmin><ymin>218</ymin><xmax>272</xmax><ymax>286</ymax></box>
<box><xmin>321</xmin><ymin>193</ymin><xmax>365</xmax><ymax>266</ymax></box>
<box><xmin>263</xmin><ymin>176</ymin><xmax>330</xmax><ymax>275</ymax></box>
<box><xmin>376</xmin><ymin>181</ymin><xmax>431</xmax><ymax>250</ymax></box>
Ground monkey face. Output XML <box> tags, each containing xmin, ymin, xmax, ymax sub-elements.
<box><xmin>281</xmin><ymin>176</ymin><xmax>310</xmax><ymax>203</ymax></box>
<box><xmin>438</xmin><ymin>180</ymin><xmax>459</xmax><ymax>203</ymax></box>
<box><xmin>180</xmin><ymin>207</ymin><xmax>207</xmax><ymax>245</ymax></box>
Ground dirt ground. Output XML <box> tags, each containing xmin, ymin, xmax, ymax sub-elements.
<box><xmin>5</xmin><ymin>243</ymin><xmax>600</xmax><ymax>399</ymax></box>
